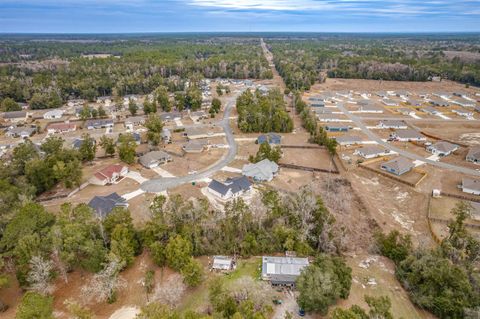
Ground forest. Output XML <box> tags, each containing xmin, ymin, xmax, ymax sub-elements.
<box><xmin>267</xmin><ymin>34</ymin><xmax>480</xmax><ymax>90</ymax></box>
<box><xmin>0</xmin><ymin>36</ymin><xmax>272</xmax><ymax>108</ymax></box>
<box><xmin>236</xmin><ymin>89</ymin><xmax>293</xmax><ymax>133</ymax></box>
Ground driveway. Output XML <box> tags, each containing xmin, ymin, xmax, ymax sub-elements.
<box><xmin>336</xmin><ymin>103</ymin><xmax>480</xmax><ymax>177</ymax></box>
<box><xmin>140</xmin><ymin>92</ymin><xmax>242</xmax><ymax>193</ymax></box>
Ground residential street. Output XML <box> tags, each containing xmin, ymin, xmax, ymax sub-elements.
<box><xmin>336</xmin><ymin>103</ymin><xmax>480</xmax><ymax>177</ymax></box>
<box><xmin>140</xmin><ymin>92</ymin><xmax>240</xmax><ymax>193</ymax></box>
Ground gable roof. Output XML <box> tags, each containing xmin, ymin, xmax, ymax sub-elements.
<box><xmin>356</xmin><ymin>145</ymin><xmax>388</xmax><ymax>156</ymax></box>
<box><xmin>94</xmin><ymin>164</ymin><xmax>127</xmax><ymax>182</ymax></box>
<box><xmin>3</xmin><ymin>111</ymin><xmax>27</xmax><ymax>119</ymax></box>
<box><xmin>139</xmin><ymin>151</ymin><xmax>171</xmax><ymax>166</ymax></box>
<box><xmin>393</xmin><ymin>129</ymin><xmax>425</xmax><ymax>139</ymax></box>
<box><xmin>208</xmin><ymin>176</ymin><xmax>252</xmax><ymax>196</ymax></box>
<box><xmin>242</xmin><ymin>159</ymin><xmax>279</xmax><ymax>181</ymax></box>
<box><xmin>381</xmin><ymin>157</ymin><xmax>414</xmax><ymax>173</ymax></box>
<box><xmin>462</xmin><ymin>178</ymin><xmax>480</xmax><ymax>192</ymax></box>
<box><xmin>429</xmin><ymin>141</ymin><xmax>458</xmax><ymax>153</ymax></box>
<box><xmin>88</xmin><ymin>192</ymin><xmax>128</xmax><ymax>218</ymax></box>
<box><xmin>467</xmin><ymin>146</ymin><xmax>480</xmax><ymax>161</ymax></box>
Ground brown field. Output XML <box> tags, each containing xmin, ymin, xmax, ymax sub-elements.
<box><xmin>280</xmin><ymin>148</ymin><xmax>335</xmax><ymax>170</ymax></box>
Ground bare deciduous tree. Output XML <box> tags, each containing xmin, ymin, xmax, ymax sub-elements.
<box><xmin>152</xmin><ymin>274</ymin><xmax>186</xmax><ymax>308</ymax></box>
<box><xmin>81</xmin><ymin>259</ymin><xmax>126</xmax><ymax>304</ymax></box>
<box><xmin>284</xmin><ymin>185</ymin><xmax>317</xmax><ymax>241</ymax></box>
<box><xmin>27</xmin><ymin>255</ymin><xmax>54</xmax><ymax>295</ymax></box>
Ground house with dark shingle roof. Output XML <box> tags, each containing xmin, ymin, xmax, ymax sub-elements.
<box><xmin>88</xmin><ymin>192</ymin><xmax>129</xmax><ymax>218</ymax></box>
<box><xmin>2</xmin><ymin>111</ymin><xmax>28</xmax><ymax>123</ymax></box>
<box><xmin>257</xmin><ymin>133</ymin><xmax>282</xmax><ymax>145</ymax></box>
<box><xmin>207</xmin><ymin>176</ymin><xmax>252</xmax><ymax>200</ymax></box>
<box><xmin>390</xmin><ymin>129</ymin><xmax>426</xmax><ymax>142</ymax></box>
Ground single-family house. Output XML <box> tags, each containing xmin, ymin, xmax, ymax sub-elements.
<box><xmin>6</xmin><ymin>126</ymin><xmax>35</xmax><ymax>138</ymax></box>
<box><xmin>377</xmin><ymin>120</ymin><xmax>408</xmax><ymax>129</ymax></box>
<box><xmin>43</xmin><ymin>109</ymin><xmax>64</xmax><ymax>120</ymax></box>
<box><xmin>452</xmin><ymin>109</ymin><xmax>474</xmax><ymax>118</ymax></box>
<box><xmin>407</xmin><ymin>99</ymin><xmax>423</xmax><ymax>107</ymax></box>
<box><xmin>257</xmin><ymin>133</ymin><xmax>282</xmax><ymax>145</ymax></box>
<box><xmin>390</xmin><ymin>129</ymin><xmax>426</xmax><ymax>142</ymax></box>
<box><xmin>183</xmin><ymin>140</ymin><xmax>206</xmax><ymax>153</ymax></box>
<box><xmin>396</xmin><ymin>90</ymin><xmax>410</xmax><ymax>99</ymax></box>
<box><xmin>185</xmin><ymin>127</ymin><xmax>224</xmax><ymax>140</ymax></box>
<box><xmin>211</xmin><ymin>256</ymin><xmax>236</xmax><ymax>272</ymax></box>
<box><xmin>427</xmin><ymin>141</ymin><xmax>458</xmax><ymax>156</ymax></box>
<box><xmin>376</xmin><ymin>91</ymin><xmax>388</xmax><ymax>98</ymax></box>
<box><xmin>451</xmin><ymin>98</ymin><xmax>476</xmax><ymax>108</ymax></box>
<box><xmin>132</xmin><ymin>132</ymin><xmax>142</xmax><ymax>145</ymax></box>
<box><xmin>317</xmin><ymin>114</ymin><xmax>349</xmax><ymax>122</ymax></box>
<box><xmin>466</xmin><ymin>146</ymin><xmax>480</xmax><ymax>164</ymax></box>
<box><xmin>139</xmin><ymin>151</ymin><xmax>172</xmax><ymax>168</ymax></box>
<box><xmin>313</xmin><ymin>108</ymin><xmax>333</xmax><ymax>115</ymax></box>
<box><xmin>160</xmin><ymin>112</ymin><xmax>182</xmax><ymax>123</ymax></box>
<box><xmin>397</xmin><ymin>108</ymin><xmax>416</xmax><ymax>116</ymax></box>
<box><xmin>433</xmin><ymin>92</ymin><xmax>452</xmax><ymax>100</ymax></box>
<box><xmin>461</xmin><ymin>178</ymin><xmax>480</xmax><ymax>196</ymax></box>
<box><xmin>380</xmin><ymin>157</ymin><xmax>414</xmax><ymax>176</ymax></box>
<box><xmin>422</xmin><ymin>106</ymin><xmax>440</xmax><ymax>115</ymax></box>
<box><xmin>162</xmin><ymin>128</ymin><xmax>172</xmax><ymax>144</ymax></box>
<box><xmin>207</xmin><ymin>176</ymin><xmax>252</xmax><ymax>201</ymax></box>
<box><xmin>261</xmin><ymin>256</ymin><xmax>309</xmax><ymax>287</ymax></box>
<box><xmin>124</xmin><ymin>116</ymin><xmax>145</xmax><ymax>130</ymax></box>
<box><xmin>382</xmin><ymin>99</ymin><xmax>399</xmax><ymax>107</ymax></box>
<box><xmin>2</xmin><ymin>111</ymin><xmax>28</xmax><ymax>123</ymax></box>
<box><xmin>88</xmin><ymin>192</ymin><xmax>129</xmax><ymax>218</ymax></box>
<box><xmin>354</xmin><ymin>146</ymin><xmax>391</xmax><ymax>159</ymax></box>
<box><xmin>325</xmin><ymin>124</ymin><xmax>349</xmax><ymax>132</ymax></box>
<box><xmin>430</xmin><ymin>99</ymin><xmax>450</xmax><ymax>107</ymax></box>
<box><xmin>242</xmin><ymin>159</ymin><xmax>279</xmax><ymax>182</ymax></box>
<box><xmin>358</xmin><ymin>103</ymin><xmax>384</xmax><ymax>113</ymax></box>
<box><xmin>47</xmin><ymin>122</ymin><xmax>77</xmax><ymax>134</ymax></box>
<box><xmin>85</xmin><ymin>119</ymin><xmax>114</xmax><ymax>130</ymax></box>
<box><xmin>334</xmin><ymin>135</ymin><xmax>363</xmax><ymax>146</ymax></box>
<box><xmin>89</xmin><ymin>164</ymin><xmax>129</xmax><ymax>186</ymax></box>
<box><xmin>310</xmin><ymin>101</ymin><xmax>325</xmax><ymax>107</ymax></box>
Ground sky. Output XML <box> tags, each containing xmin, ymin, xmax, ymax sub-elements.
<box><xmin>1</xmin><ymin>0</ymin><xmax>480</xmax><ymax>33</ymax></box>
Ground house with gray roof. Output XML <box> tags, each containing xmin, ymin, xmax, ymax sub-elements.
<box><xmin>125</xmin><ymin>116</ymin><xmax>145</xmax><ymax>130</ymax></box>
<box><xmin>261</xmin><ymin>256</ymin><xmax>309</xmax><ymax>287</ymax></box>
<box><xmin>466</xmin><ymin>146</ymin><xmax>480</xmax><ymax>164</ymax></box>
<box><xmin>461</xmin><ymin>178</ymin><xmax>480</xmax><ymax>196</ymax></box>
<box><xmin>325</xmin><ymin>124</ymin><xmax>349</xmax><ymax>132</ymax></box>
<box><xmin>422</xmin><ymin>106</ymin><xmax>440</xmax><ymax>115</ymax></box>
<box><xmin>382</xmin><ymin>99</ymin><xmax>399</xmax><ymax>107</ymax></box>
<box><xmin>2</xmin><ymin>111</ymin><xmax>28</xmax><ymax>123</ymax></box>
<box><xmin>390</xmin><ymin>129</ymin><xmax>426</xmax><ymax>142</ymax></box>
<box><xmin>452</xmin><ymin>109</ymin><xmax>474</xmax><ymax>118</ymax></box>
<box><xmin>207</xmin><ymin>176</ymin><xmax>252</xmax><ymax>201</ymax></box>
<box><xmin>380</xmin><ymin>157</ymin><xmax>414</xmax><ymax>176</ymax></box>
<box><xmin>183</xmin><ymin>140</ymin><xmax>206</xmax><ymax>153</ymax></box>
<box><xmin>427</xmin><ymin>141</ymin><xmax>458</xmax><ymax>156</ymax></box>
<box><xmin>242</xmin><ymin>159</ymin><xmax>279</xmax><ymax>182</ymax></box>
<box><xmin>160</xmin><ymin>112</ymin><xmax>182</xmax><ymax>122</ymax></box>
<box><xmin>139</xmin><ymin>151</ymin><xmax>172</xmax><ymax>168</ymax></box>
<box><xmin>377</xmin><ymin>120</ymin><xmax>408</xmax><ymax>129</ymax></box>
<box><xmin>257</xmin><ymin>133</ymin><xmax>282</xmax><ymax>145</ymax></box>
<box><xmin>211</xmin><ymin>256</ymin><xmax>236</xmax><ymax>272</ymax></box>
<box><xmin>407</xmin><ymin>99</ymin><xmax>423</xmax><ymax>106</ymax></box>
<box><xmin>397</xmin><ymin>108</ymin><xmax>416</xmax><ymax>116</ymax></box>
<box><xmin>6</xmin><ymin>126</ymin><xmax>35</xmax><ymax>138</ymax></box>
<box><xmin>85</xmin><ymin>119</ymin><xmax>114</xmax><ymax>129</ymax></box>
<box><xmin>88</xmin><ymin>192</ymin><xmax>129</xmax><ymax>218</ymax></box>
<box><xmin>429</xmin><ymin>99</ymin><xmax>450</xmax><ymax>107</ymax></box>
<box><xmin>334</xmin><ymin>135</ymin><xmax>363</xmax><ymax>146</ymax></box>
<box><xmin>354</xmin><ymin>146</ymin><xmax>391</xmax><ymax>159</ymax></box>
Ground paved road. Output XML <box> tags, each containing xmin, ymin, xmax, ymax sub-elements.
<box><xmin>336</xmin><ymin>103</ymin><xmax>480</xmax><ymax>177</ymax></box>
<box><xmin>140</xmin><ymin>93</ymin><xmax>240</xmax><ymax>193</ymax></box>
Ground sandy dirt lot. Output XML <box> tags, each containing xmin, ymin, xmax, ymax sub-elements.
<box><xmin>280</xmin><ymin>148</ymin><xmax>336</xmax><ymax>171</ymax></box>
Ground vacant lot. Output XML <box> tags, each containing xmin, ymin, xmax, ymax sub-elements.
<box><xmin>280</xmin><ymin>147</ymin><xmax>335</xmax><ymax>171</ymax></box>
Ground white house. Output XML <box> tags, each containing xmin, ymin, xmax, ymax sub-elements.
<box><xmin>377</xmin><ymin>120</ymin><xmax>408</xmax><ymax>129</ymax></box>
<box><xmin>390</xmin><ymin>129</ymin><xmax>426</xmax><ymax>142</ymax></box>
<box><xmin>452</xmin><ymin>109</ymin><xmax>474</xmax><ymax>118</ymax></box>
<box><xmin>207</xmin><ymin>176</ymin><xmax>252</xmax><ymax>201</ymax></box>
<box><xmin>47</xmin><ymin>122</ymin><xmax>77</xmax><ymax>134</ymax></box>
<box><xmin>43</xmin><ymin>109</ymin><xmax>64</xmax><ymax>120</ymax></box>
<box><xmin>382</xmin><ymin>99</ymin><xmax>399</xmax><ymax>107</ymax></box>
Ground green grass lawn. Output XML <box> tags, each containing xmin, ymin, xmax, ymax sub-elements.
<box><xmin>179</xmin><ymin>257</ymin><xmax>262</xmax><ymax>313</ymax></box>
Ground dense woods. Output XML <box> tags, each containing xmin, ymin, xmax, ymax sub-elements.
<box><xmin>375</xmin><ymin>202</ymin><xmax>480</xmax><ymax>318</ymax></box>
<box><xmin>0</xmin><ymin>37</ymin><xmax>272</xmax><ymax>107</ymax></box>
<box><xmin>267</xmin><ymin>35</ymin><xmax>480</xmax><ymax>90</ymax></box>
<box><xmin>236</xmin><ymin>89</ymin><xmax>293</xmax><ymax>133</ymax></box>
